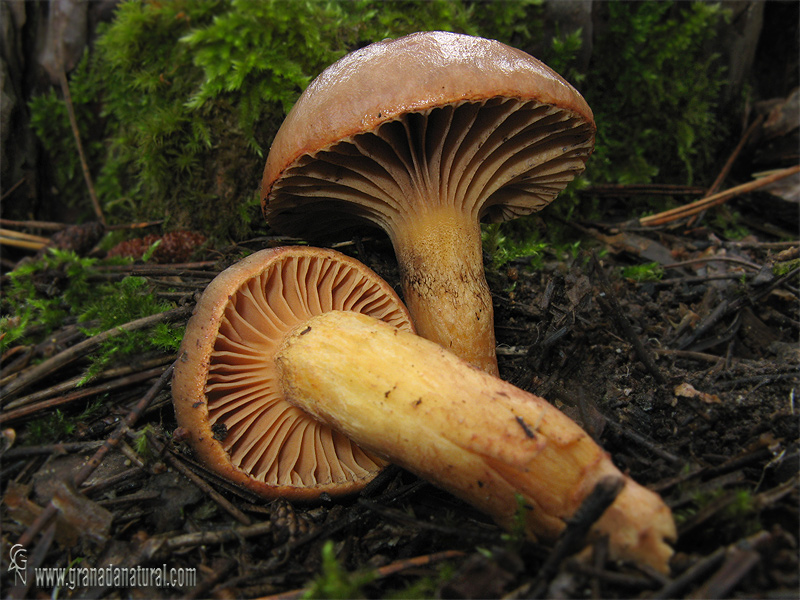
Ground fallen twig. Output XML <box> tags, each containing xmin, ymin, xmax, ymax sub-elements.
<box><xmin>165</xmin><ymin>520</ymin><xmax>273</xmax><ymax>551</ymax></box>
<box><xmin>145</xmin><ymin>430</ymin><xmax>252</xmax><ymax>526</ymax></box>
<box><xmin>7</xmin><ymin>522</ymin><xmax>57</xmax><ymax>600</ymax></box>
<box><xmin>0</xmin><ymin>177</ymin><xmax>27</xmax><ymax>203</ymax></box>
<box><xmin>3</xmin><ymin>355</ymin><xmax>174</xmax><ymax>410</ymax></box>
<box><xmin>660</xmin><ymin>255</ymin><xmax>764</xmax><ymax>272</ymax></box>
<box><xmin>604</xmin><ymin>420</ymin><xmax>682</xmax><ymax>465</ymax></box>
<box><xmin>639</xmin><ymin>165</ymin><xmax>800</xmax><ymax>227</ymax></box>
<box><xmin>654</xmin><ymin>273</ymin><xmax>758</xmax><ymax>286</ymax></box>
<box><xmin>674</xmin><ymin>266</ymin><xmax>800</xmax><ymax>350</ymax></box>
<box><xmin>653</xmin><ymin>348</ymin><xmax>727</xmax><ymax>364</ymax></box>
<box><xmin>0</xmin><ymin>228</ymin><xmax>49</xmax><ymax>250</ymax></box>
<box><xmin>651</xmin><ymin>530</ymin><xmax>773</xmax><ymax>599</ymax></box>
<box><xmin>529</xmin><ymin>476</ymin><xmax>626</xmax><ymax>598</ymax></box>
<box><xmin>651</xmin><ymin>546</ymin><xmax>727</xmax><ymax>599</ymax></box>
<box><xmin>1</xmin><ymin>324</ymin><xmax>92</xmax><ymax>383</ymax></box>
<box><xmin>1</xmin><ymin>440</ymin><xmax>105</xmax><ymax>460</ymax></box>
<box><xmin>703</xmin><ymin>114</ymin><xmax>765</xmax><ymax>199</ymax></box>
<box><xmin>592</xmin><ymin>253</ymin><xmax>667</xmax><ymax>385</ymax></box>
<box><xmin>714</xmin><ymin>371</ymin><xmax>800</xmax><ymax>391</ymax></box>
<box><xmin>95</xmin><ymin>262</ymin><xmax>218</xmax><ymax>277</ymax></box>
<box><xmin>58</xmin><ymin>67</ymin><xmax>105</xmax><ymax>226</ymax></box>
<box><xmin>583</xmin><ymin>183</ymin><xmax>707</xmax><ymax>197</ymax></box>
<box><xmin>0</xmin><ymin>304</ymin><xmax>192</xmax><ymax>401</ymax></box>
<box><xmin>753</xmin><ymin>473</ymin><xmax>799</xmax><ymax>508</ymax></box>
<box><xmin>0</xmin><ymin>236</ymin><xmax>45</xmax><ymax>251</ymax></box>
<box><xmin>374</xmin><ymin>549</ymin><xmax>466</xmax><ymax>578</ymax></box>
<box><xmin>687</xmin><ymin>544</ymin><xmax>762</xmax><ymax>599</ymax></box>
<box><xmin>14</xmin><ymin>362</ymin><xmax>175</xmax><ymax>548</ymax></box>
<box><xmin>80</xmin><ymin>466</ymin><xmax>147</xmax><ymax>497</ymax></box>
<box><xmin>0</xmin><ymin>218</ymin><xmax>166</xmax><ymax>232</ymax></box>
<box><xmin>259</xmin><ymin>549</ymin><xmax>466</xmax><ymax>600</ymax></box>
<box><xmin>0</xmin><ymin>365</ymin><xmax>169</xmax><ymax>425</ymax></box>
<box><xmin>722</xmin><ymin>240</ymin><xmax>799</xmax><ymax>250</ymax></box>
<box><xmin>566</xmin><ymin>559</ymin><xmax>662</xmax><ymax>590</ymax></box>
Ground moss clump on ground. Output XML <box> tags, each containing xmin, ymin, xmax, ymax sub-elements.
<box><xmin>303</xmin><ymin>540</ymin><xmax>377</xmax><ymax>600</ymax></box>
<box><xmin>0</xmin><ymin>249</ymin><xmax>183</xmax><ymax>379</ymax></box>
<box><xmin>620</xmin><ymin>262</ymin><xmax>665</xmax><ymax>283</ymax></box>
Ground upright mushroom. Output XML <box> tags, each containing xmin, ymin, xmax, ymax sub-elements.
<box><xmin>173</xmin><ymin>247</ymin><xmax>675</xmax><ymax>573</ymax></box>
<box><xmin>172</xmin><ymin>246</ymin><xmax>415</xmax><ymax>499</ymax></box>
<box><xmin>261</xmin><ymin>31</ymin><xmax>595</xmax><ymax>375</ymax></box>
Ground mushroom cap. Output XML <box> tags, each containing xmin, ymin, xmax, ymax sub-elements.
<box><xmin>262</xmin><ymin>30</ymin><xmax>595</xmax><ymax>238</ymax></box>
<box><xmin>172</xmin><ymin>246</ymin><xmax>415</xmax><ymax>500</ymax></box>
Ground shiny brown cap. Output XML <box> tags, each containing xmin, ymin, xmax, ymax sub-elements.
<box><xmin>172</xmin><ymin>246</ymin><xmax>414</xmax><ymax>500</ymax></box>
<box><xmin>261</xmin><ymin>30</ymin><xmax>595</xmax><ymax>236</ymax></box>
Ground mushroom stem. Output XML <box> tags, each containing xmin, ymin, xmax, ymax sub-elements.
<box><xmin>390</xmin><ymin>205</ymin><xmax>499</xmax><ymax>375</ymax></box>
<box><xmin>276</xmin><ymin>310</ymin><xmax>676</xmax><ymax>574</ymax></box>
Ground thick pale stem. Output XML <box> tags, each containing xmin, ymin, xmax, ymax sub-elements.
<box><xmin>390</xmin><ymin>207</ymin><xmax>499</xmax><ymax>375</ymax></box>
<box><xmin>276</xmin><ymin>311</ymin><xmax>676</xmax><ymax>573</ymax></box>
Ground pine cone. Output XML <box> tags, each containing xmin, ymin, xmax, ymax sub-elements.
<box><xmin>107</xmin><ymin>230</ymin><xmax>206</xmax><ymax>263</ymax></box>
<box><xmin>40</xmin><ymin>222</ymin><xmax>106</xmax><ymax>256</ymax></box>
<box><xmin>155</xmin><ymin>230</ymin><xmax>207</xmax><ymax>263</ymax></box>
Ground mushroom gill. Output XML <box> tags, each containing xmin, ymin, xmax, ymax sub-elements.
<box><xmin>172</xmin><ymin>247</ymin><xmax>414</xmax><ymax>499</ymax></box>
<box><xmin>268</xmin><ymin>97</ymin><xmax>594</xmax><ymax>238</ymax></box>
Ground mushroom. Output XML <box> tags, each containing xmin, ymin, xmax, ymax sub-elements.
<box><xmin>173</xmin><ymin>247</ymin><xmax>676</xmax><ymax>573</ymax></box>
<box><xmin>261</xmin><ymin>31</ymin><xmax>595</xmax><ymax>375</ymax></box>
<box><xmin>171</xmin><ymin>246</ymin><xmax>415</xmax><ymax>499</ymax></box>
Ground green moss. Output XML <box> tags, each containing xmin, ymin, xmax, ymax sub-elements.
<box><xmin>132</xmin><ymin>424</ymin><xmax>154</xmax><ymax>460</ymax></box>
<box><xmin>24</xmin><ymin>399</ymin><xmax>105</xmax><ymax>445</ymax></box>
<box><xmin>620</xmin><ymin>262</ymin><xmax>665</xmax><ymax>282</ymax></box>
<box><xmin>711</xmin><ymin>208</ymin><xmax>751</xmax><ymax>240</ymax></box>
<box><xmin>546</xmin><ymin>26</ymin><xmax>585</xmax><ymax>86</ymax></box>
<box><xmin>386</xmin><ymin>561</ymin><xmax>457</xmax><ymax>599</ymax></box>
<box><xmin>482</xmin><ymin>223</ymin><xmax>547</xmax><ymax>270</ymax></box>
<box><xmin>303</xmin><ymin>540</ymin><xmax>376</xmax><ymax>600</ymax></box>
<box><xmin>469</xmin><ymin>0</ymin><xmax>543</xmax><ymax>46</ymax></box>
<box><xmin>28</xmin><ymin>0</ymin><xmax>731</xmax><ymax>244</ymax></box>
<box><xmin>675</xmin><ymin>487</ymin><xmax>762</xmax><ymax>540</ymax></box>
<box><xmin>1</xmin><ymin>249</ymin><xmax>102</xmax><ymax>351</ymax></box>
<box><xmin>25</xmin><ymin>409</ymin><xmax>76</xmax><ymax>444</ymax></box>
<box><xmin>76</xmin><ymin>275</ymin><xmax>184</xmax><ymax>382</ymax></box>
<box><xmin>724</xmin><ymin>489</ymin><xmax>758</xmax><ymax>527</ymax></box>
<box><xmin>500</xmin><ymin>493</ymin><xmax>530</xmax><ymax>550</ymax></box>
<box><xmin>0</xmin><ymin>250</ymin><xmax>183</xmax><ymax>382</ymax></box>
<box><xmin>582</xmin><ymin>2</ymin><xmax>729</xmax><ymax>188</ymax></box>
<box><xmin>774</xmin><ymin>257</ymin><xmax>800</xmax><ymax>277</ymax></box>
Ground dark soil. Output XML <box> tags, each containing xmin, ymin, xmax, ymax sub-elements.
<box><xmin>1</xmin><ymin>196</ymin><xmax>798</xmax><ymax>599</ymax></box>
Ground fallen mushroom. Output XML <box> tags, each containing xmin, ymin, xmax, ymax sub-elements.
<box><xmin>173</xmin><ymin>247</ymin><xmax>675</xmax><ymax>573</ymax></box>
<box><xmin>171</xmin><ymin>246</ymin><xmax>415</xmax><ymax>499</ymax></box>
<box><xmin>261</xmin><ymin>31</ymin><xmax>595</xmax><ymax>375</ymax></box>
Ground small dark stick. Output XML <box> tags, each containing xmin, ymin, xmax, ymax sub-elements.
<box><xmin>516</xmin><ymin>415</ymin><xmax>536</xmax><ymax>439</ymax></box>
<box><xmin>0</xmin><ymin>305</ymin><xmax>192</xmax><ymax>401</ymax></box>
<box><xmin>145</xmin><ymin>430</ymin><xmax>252</xmax><ymax>525</ymax></box>
<box><xmin>530</xmin><ymin>475</ymin><xmax>626</xmax><ymax>598</ymax></box>
<box><xmin>591</xmin><ymin>252</ymin><xmax>667</xmax><ymax>385</ymax></box>
<box><xmin>14</xmin><ymin>363</ymin><xmax>175</xmax><ymax>548</ymax></box>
